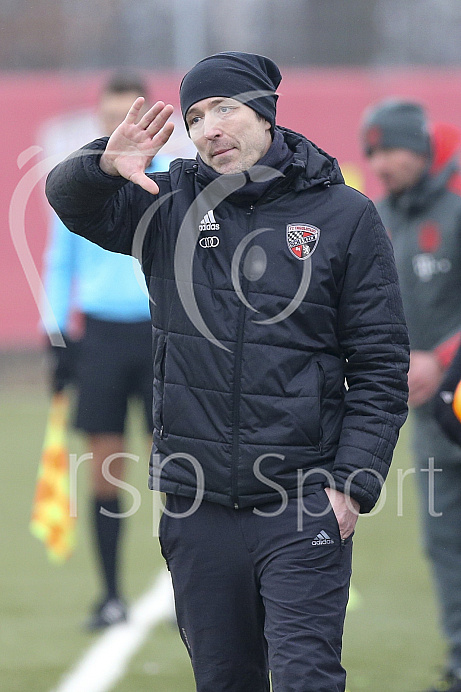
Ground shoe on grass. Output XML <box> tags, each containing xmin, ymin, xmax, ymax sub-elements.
<box><xmin>86</xmin><ymin>597</ymin><xmax>127</xmax><ymax>631</ymax></box>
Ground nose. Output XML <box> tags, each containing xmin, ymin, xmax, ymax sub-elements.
<box><xmin>203</xmin><ymin>112</ymin><xmax>222</xmax><ymax>140</ymax></box>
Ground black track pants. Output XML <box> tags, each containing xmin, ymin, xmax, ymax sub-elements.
<box><xmin>159</xmin><ymin>489</ymin><xmax>353</xmax><ymax>692</ymax></box>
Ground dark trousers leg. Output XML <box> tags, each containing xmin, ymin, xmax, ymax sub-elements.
<box><xmin>252</xmin><ymin>491</ymin><xmax>352</xmax><ymax>692</ymax></box>
<box><xmin>159</xmin><ymin>496</ymin><xmax>270</xmax><ymax>692</ymax></box>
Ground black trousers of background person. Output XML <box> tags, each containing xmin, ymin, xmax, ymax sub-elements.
<box><xmin>159</xmin><ymin>488</ymin><xmax>353</xmax><ymax>692</ymax></box>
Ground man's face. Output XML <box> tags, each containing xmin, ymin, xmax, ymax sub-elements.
<box><xmin>185</xmin><ymin>97</ymin><xmax>272</xmax><ymax>174</ymax></box>
<box><xmin>367</xmin><ymin>147</ymin><xmax>428</xmax><ymax>195</ymax></box>
<box><xmin>98</xmin><ymin>91</ymin><xmax>146</xmax><ymax>136</ymax></box>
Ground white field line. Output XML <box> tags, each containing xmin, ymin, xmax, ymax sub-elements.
<box><xmin>51</xmin><ymin>570</ymin><xmax>175</xmax><ymax>692</ymax></box>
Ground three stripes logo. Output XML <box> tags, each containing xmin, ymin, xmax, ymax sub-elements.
<box><xmin>312</xmin><ymin>530</ymin><xmax>334</xmax><ymax>546</ymax></box>
<box><xmin>199</xmin><ymin>209</ymin><xmax>220</xmax><ymax>232</ymax></box>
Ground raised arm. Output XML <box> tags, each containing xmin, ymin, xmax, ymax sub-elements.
<box><xmin>99</xmin><ymin>98</ymin><xmax>175</xmax><ymax>195</ymax></box>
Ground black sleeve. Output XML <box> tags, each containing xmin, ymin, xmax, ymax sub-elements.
<box><xmin>333</xmin><ymin>200</ymin><xmax>410</xmax><ymax>513</ymax></box>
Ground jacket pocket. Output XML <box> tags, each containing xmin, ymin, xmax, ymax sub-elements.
<box><xmin>310</xmin><ymin>359</ymin><xmax>325</xmax><ymax>451</ymax></box>
<box><xmin>153</xmin><ymin>332</ymin><xmax>167</xmax><ymax>437</ymax></box>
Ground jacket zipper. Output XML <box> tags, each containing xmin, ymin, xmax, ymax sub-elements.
<box><xmin>230</xmin><ymin>203</ymin><xmax>255</xmax><ymax>508</ymax></box>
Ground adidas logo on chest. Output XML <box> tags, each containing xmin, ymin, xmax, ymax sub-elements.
<box><xmin>199</xmin><ymin>209</ymin><xmax>220</xmax><ymax>232</ymax></box>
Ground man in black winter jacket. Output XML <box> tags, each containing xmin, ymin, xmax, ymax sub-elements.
<box><xmin>46</xmin><ymin>52</ymin><xmax>409</xmax><ymax>692</ymax></box>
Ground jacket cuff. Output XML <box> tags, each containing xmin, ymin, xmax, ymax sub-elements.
<box><xmin>79</xmin><ymin>138</ymin><xmax>130</xmax><ymax>190</ymax></box>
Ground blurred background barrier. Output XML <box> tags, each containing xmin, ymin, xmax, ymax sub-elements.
<box><xmin>3</xmin><ymin>67</ymin><xmax>461</xmax><ymax>347</ymax></box>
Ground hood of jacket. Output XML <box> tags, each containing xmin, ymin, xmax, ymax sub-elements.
<box><xmin>279</xmin><ymin>126</ymin><xmax>345</xmax><ymax>191</ymax></box>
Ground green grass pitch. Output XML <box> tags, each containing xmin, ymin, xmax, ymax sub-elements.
<box><xmin>0</xmin><ymin>364</ymin><xmax>445</xmax><ymax>691</ymax></box>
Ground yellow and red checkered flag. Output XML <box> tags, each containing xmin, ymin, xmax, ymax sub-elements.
<box><xmin>30</xmin><ymin>392</ymin><xmax>76</xmax><ymax>562</ymax></box>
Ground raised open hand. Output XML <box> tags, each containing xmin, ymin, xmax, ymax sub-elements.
<box><xmin>99</xmin><ymin>98</ymin><xmax>175</xmax><ymax>195</ymax></box>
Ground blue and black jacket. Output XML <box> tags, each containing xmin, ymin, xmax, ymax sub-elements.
<box><xmin>46</xmin><ymin>126</ymin><xmax>409</xmax><ymax>513</ymax></box>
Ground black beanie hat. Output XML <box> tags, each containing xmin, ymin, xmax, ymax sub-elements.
<box><xmin>180</xmin><ymin>51</ymin><xmax>281</xmax><ymax>131</ymax></box>
<box><xmin>361</xmin><ymin>99</ymin><xmax>431</xmax><ymax>157</ymax></box>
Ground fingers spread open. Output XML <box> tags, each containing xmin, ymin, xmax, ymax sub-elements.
<box><xmin>138</xmin><ymin>101</ymin><xmax>168</xmax><ymax>130</ymax></box>
<box><xmin>152</xmin><ymin>120</ymin><xmax>175</xmax><ymax>149</ymax></box>
<box><xmin>124</xmin><ymin>97</ymin><xmax>146</xmax><ymax>125</ymax></box>
<box><xmin>145</xmin><ymin>104</ymin><xmax>175</xmax><ymax>136</ymax></box>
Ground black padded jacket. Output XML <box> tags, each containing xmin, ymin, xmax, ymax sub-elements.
<box><xmin>46</xmin><ymin>126</ymin><xmax>409</xmax><ymax>513</ymax></box>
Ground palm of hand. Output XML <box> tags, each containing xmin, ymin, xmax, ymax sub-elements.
<box><xmin>101</xmin><ymin>98</ymin><xmax>175</xmax><ymax>194</ymax></box>
<box><xmin>106</xmin><ymin>123</ymin><xmax>155</xmax><ymax>179</ymax></box>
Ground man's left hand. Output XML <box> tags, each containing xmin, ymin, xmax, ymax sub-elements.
<box><xmin>408</xmin><ymin>349</ymin><xmax>444</xmax><ymax>407</ymax></box>
<box><xmin>324</xmin><ymin>487</ymin><xmax>360</xmax><ymax>540</ymax></box>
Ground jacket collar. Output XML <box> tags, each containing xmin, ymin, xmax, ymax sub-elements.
<box><xmin>193</xmin><ymin>126</ymin><xmax>344</xmax><ymax>204</ymax></box>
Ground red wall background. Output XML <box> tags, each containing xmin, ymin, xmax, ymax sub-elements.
<box><xmin>1</xmin><ymin>68</ymin><xmax>461</xmax><ymax>347</ymax></box>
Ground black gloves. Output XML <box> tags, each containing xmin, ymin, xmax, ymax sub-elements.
<box><xmin>48</xmin><ymin>334</ymin><xmax>79</xmax><ymax>394</ymax></box>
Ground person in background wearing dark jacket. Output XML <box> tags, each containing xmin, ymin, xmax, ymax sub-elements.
<box><xmin>362</xmin><ymin>99</ymin><xmax>461</xmax><ymax>692</ymax></box>
<box><xmin>46</xmin><ymin>52</ymin><xmax>409</xmax><ymax>692</ymax></box>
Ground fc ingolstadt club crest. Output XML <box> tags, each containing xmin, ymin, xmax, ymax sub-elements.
<box><xmin>286</xmin><ymin>223</ymin><xmax>320</xmax><ymax>260</ymax></box>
